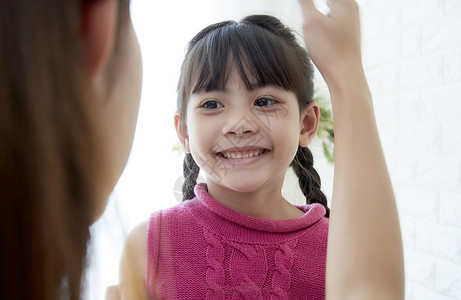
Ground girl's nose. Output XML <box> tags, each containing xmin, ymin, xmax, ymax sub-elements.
<box><xmin>222</xmin><ymin>111</ymin><xmax>259</xmax><ymax>137</ymax></box>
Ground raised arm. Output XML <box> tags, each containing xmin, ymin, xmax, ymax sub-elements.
<box><xmin>297</xmin><ymin>0</ymin><xmax>404</xmax><ymax>299</ymax></box>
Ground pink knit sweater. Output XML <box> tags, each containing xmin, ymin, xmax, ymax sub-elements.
<box><xmin>146</xmin><ymin>183</ymin><xmax>329</xmax><ymax>299</ymax></box>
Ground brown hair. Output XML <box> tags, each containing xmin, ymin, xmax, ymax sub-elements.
<box><xmin>0</xmin><ymin>0</ymin><xmax>130</xmax><ymax>299</ymax></box>
<box><xmin>177</xmin><ymin>15</ymin><xmax>329</xmax><ymax>217</ymax></box>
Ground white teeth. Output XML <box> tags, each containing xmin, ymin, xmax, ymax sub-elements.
<box><xmin>222</xmin><ymin>150</ymin><xmax>264</xmax><ymax>159</ymax></box>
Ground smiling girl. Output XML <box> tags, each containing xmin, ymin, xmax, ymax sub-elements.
<box><xmin>118</xmin><ymin>0</ymin><xmax>404</xmax><ymax>299</ymax></box>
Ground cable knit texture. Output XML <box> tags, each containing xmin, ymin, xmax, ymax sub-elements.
<box><xmin>146</xmin><ymin>183</ymin><xmax>329</xmax><ymax>299</ymax></box>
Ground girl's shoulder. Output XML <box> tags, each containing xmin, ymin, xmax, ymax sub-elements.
<box><xmin>119</xmin><ymin>220</ymin><xmax>150</xmax><ymax>299</ymax></box>
<box><xmin>147</xmin><ymin>199</ymin><xmax>198</xmax><ymax>228</ymax></box>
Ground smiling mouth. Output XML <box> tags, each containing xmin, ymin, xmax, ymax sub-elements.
<box><xmin>217</xmin><ymin>149</ymin><xmax>268</xmax><ymax>159</ymax></box>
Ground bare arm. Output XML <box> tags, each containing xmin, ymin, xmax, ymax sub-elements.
<box><xmin>297</xmin><ymin>0</ymin><xmax>405</xmax><ymax>299</ymax></box>
<box><xmin>118</xmin><ymin>221</ymin><xmax>150</xmax><ymax>300</ymax></box>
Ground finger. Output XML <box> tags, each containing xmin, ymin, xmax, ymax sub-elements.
<box><xmin>105</xmin><ymin>285</ymin><xmax>120</xmax><ymax>300</ymax></box>
<box><xmin>298</xmin><ymin>0</ymin><xmax>321</xmax><ymax>18</ymax></box>
<box><xmin>298</xmin><ymin>0</ymin><xmax>316</xmax><ymax>9</ymax></box>
<box><xmin>327</xmin><ymin>0</ymin><xmax>359</xmax><ymax>18</ymax></box>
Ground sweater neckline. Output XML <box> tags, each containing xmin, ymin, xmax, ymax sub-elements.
<box><xmin>185</xmin><ymin>183</ymin><xmax>327</xmax><ymax>244</ymax></box>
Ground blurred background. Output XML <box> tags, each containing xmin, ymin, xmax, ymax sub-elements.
<box><xmin>85</xmin><ymin>0</ymin><xmax>461</xmax><ymax>299</ymax></box>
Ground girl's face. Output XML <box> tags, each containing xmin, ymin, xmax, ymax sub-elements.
<box><xmin>183</xmin><ymin>68</ymin><xmax>312</xmax><ymax>195</ymax></box>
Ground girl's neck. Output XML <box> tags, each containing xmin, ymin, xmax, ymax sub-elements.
<box><xmin>206</xmin><ymin>180</ymin><xmax>304</xmax><ymax>220</ymax></box>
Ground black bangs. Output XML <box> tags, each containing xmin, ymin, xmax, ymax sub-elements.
<box><xmin>183</xmin><ymin>20</ymin><xmax>306</xmax><ymax>93</ymax></box>
<box><xmin>177</xmin><ymin>15</ymin><xmax>315</xmax><ymax>114</ymax></box>
<box><xmin>193</xmin><ymin>23</ymin><xmax>301</xmax><ymax>93</ymax></box>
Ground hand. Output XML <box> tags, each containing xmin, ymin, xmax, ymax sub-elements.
<box><xmin>297</xmin><ymin>0</ymin><xmax>362</xmax><ymax>85</ymax></box>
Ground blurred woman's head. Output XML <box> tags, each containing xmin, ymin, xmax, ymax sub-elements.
<box><xmin>0</xmin><ymin>0</ymin><xmax>142</xmax><ymax>298</ymax></box>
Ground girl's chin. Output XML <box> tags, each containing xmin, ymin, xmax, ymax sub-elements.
<box><xmin>206</xmin><ymin>177</ymin><xmax>268</xmax><ymax>194</ymax></box>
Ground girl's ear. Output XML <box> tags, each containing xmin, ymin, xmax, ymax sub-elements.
<box><xmin>299</xmin><ymin>101</ymin><xmax>320</xmax><ymax>147</ymax></box>
<box><xmin>174</xmin><ymin>112</ymin><xmax>190</xmax><ymax>153</ymax></box>
<box><xmin>81</xmin><ymin>0</ymin><xmax>118</xmax><ymax>79</ymax></box>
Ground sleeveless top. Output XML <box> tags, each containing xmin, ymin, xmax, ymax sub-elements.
<box><xmin>146</xmin><ymin>183</ymin><xmax>329</xmax><ymax>299</ymax></box>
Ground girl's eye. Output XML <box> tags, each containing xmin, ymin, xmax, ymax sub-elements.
<box><xmin>254</xmin><ymin>97</ymin><xmax>277</xmax><ymax>107</ymax></box>
<box><xmin>200</xmin><ymin>100</ymin><xmax>223</xmax><ymax>110</ymax></box>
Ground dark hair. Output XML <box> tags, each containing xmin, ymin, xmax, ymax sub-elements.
<box><xmin>177</xmin><ymin>15</ymin><xmax>329</xmax><ymax>217</ymax></box>
<box><xmin>0</xmin><ymin>0</ymin><xmax>131</xmax><ymax>299</ymax></box>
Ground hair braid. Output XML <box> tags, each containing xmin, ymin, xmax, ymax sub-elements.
<box><xmin>182</xmin><ymin>153</ymin><xmax>200</xmax><ymax>201</ymax></box>
<box><xmin>291</xmin><ymin>146</ymin><xmax>330</xmax><ymax>218</ymax></box>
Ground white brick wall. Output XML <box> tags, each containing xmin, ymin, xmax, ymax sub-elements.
<box><xmin>361</xmin><ymin>0</ymin><xmax>461</xmax><ymax>299</ymax></box>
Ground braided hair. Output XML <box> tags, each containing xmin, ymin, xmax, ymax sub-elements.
<box><xmin>182</xmin><ymin>153</ymin><xmax>199</xmax><ymax>201</ymax></box>
<box><xmin>290</xmin><ymin>146</ymin><xmax>330</xmax><ymax>217</ymax></box>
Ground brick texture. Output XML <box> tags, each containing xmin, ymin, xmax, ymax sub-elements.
<box><xmin>361</xmin><ymin>0</ymin><xmax>461</xmax><ymax>298</ymax></box>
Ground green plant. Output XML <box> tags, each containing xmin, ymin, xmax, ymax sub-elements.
<box><xmin>316</xmin><ymin>93</ymin><xmax>335</xmax><ymax>164</ymax></box>
<box><xmin>172</xmin><ymin>141</ymin><xmax>183</xmax><ymax>155</ymax></box>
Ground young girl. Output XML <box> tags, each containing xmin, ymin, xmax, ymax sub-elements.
<box><xmin>120</xmin><ymin>0</ymin><xmax>404</xmax><ymax>299</ymax></box>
